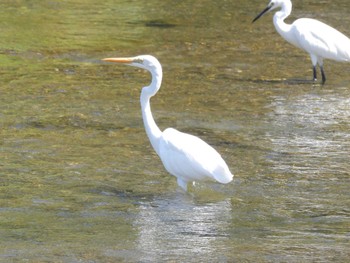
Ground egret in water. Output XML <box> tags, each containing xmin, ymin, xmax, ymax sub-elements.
<box><xmin>103</xmin><ymin>55</ymin><xmax>233</xmax><ymax>191</ymax></box>
<box><xmin>252</xmin><ymin>0</ymin><xmax>350</xmax><ymax>84</ymax></box>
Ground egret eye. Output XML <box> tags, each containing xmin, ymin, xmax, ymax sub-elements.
<box><xmin>134</xmin><ymin>58</ymin><xmax>144</xmax><ymax>64</ymax></box>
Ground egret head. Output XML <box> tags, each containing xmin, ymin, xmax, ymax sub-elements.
<box><xmin>252</xmin><ymin>0</ymin><xmax>291</xmax><ymax>22</ymax></box>
<box><xmin>103</xmin><ymin>55</ymin><xmax>161</xmax><ymax>73</ymax></box>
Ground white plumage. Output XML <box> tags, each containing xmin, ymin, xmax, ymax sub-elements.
<box><xmin>103</xmin><ymin>55</ymin><xmax>233</xmax><ymax>191</ymax></box>
<box><xmin>253</xmin><ymin>0</ymin><xmax>350</xmax><ymax>83</ymax></box>
<box><xmin>159</xmin><ymin>128</ymin><xmax>233</xmax><ymax>190</ymax></box>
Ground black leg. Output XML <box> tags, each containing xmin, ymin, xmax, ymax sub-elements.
<box><xmin>313</xmin><ymin>66</ymin><xmax>317</xmax><ymax>81</ymax></box>
<box><xmin>320</xmin><ymin>66</ymin><xmax>326</xmax><ymax>84</ymax></box>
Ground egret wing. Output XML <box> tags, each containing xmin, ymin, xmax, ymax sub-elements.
<box><xmin>293</xmin><ymin>18</ymin><xmax>350</xmax><ymax>61</ymax></box>
<box><xmin>158</xmin><ymin>128</ymin><xmax>232</xmax><ymax>184</ymax></box>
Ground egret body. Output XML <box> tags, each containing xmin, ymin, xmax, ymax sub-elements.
<box><xmin>253</xmin><ymin>0</ymin><xmax>350</xmax><ymax>84</ymax></box>
<box><xmin>103</xmin><ymin>55</ymin><xmax>233</xmax><ymax>191</ymax></box>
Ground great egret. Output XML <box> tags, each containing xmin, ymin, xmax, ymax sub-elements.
<box><xmin>103</xmin><ymin>55</ymin><xmax>233</xmax><ymax>191</ymax></box>
<box><xmin>252</xmin><ymin>0</ymin><xmax>350</xmax><ymax>84</ymax></box>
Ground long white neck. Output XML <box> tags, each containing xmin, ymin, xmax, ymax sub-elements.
<box><xmin>140</xmin><ymin>68</ymin><xmax>163</xmax><ymax>156</ymax></box>
<box><xmin>273</xmin><ymin>2</ymin><xmax>298</xmax><ymax>47</ymax></box>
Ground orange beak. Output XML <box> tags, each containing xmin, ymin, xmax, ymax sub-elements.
<box><xmin>102</xmin><ymin>57</ymin><xmax>134</xmax><ymax>63</ymax></box>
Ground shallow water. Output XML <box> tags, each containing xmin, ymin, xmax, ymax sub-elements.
<box><xmin>1</xmin><ymin>0</ymin><xmax>350</xmax><ymax>262</ymax></box>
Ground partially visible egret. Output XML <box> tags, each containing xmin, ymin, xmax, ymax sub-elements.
<box><xmin>103</xmin><ymin>55</ymin><xmax>233</xmax><ymax>191</ymax></box>
<box><xmin>252</xmin><ymin>0</ymin><xmax>350</xmax><ymax>84</ymax></box>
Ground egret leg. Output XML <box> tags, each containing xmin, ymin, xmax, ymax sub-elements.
<box><xmin>320</xmin><ymin>66</ymin><xmax>326</xmax><ymax>84</ymax></box>
<box><xmin>317</xmin><ymin>57</ymin><xmax>326</xmax><ymax>84</ymax></box>
<box><xmin>313</xmin><ymin>66</ymin><xmax>317</xmax><ymax>81</ymax></box>
<box><xmin>310</xmin><ymin>55</ymin><xmax>318</xmax><ymax>82</ymax></box>
<box><xmin>177</xmin><ymin>177</ymin><xmax>188</xmax><ymax>191</ymax></box>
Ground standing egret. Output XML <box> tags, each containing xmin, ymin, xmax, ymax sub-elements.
<box><xmin>252</xmin><ymin>0</ymin><xmax>350</xmax><ymax>84</ymax></box>
<box><xmin>103</xmin><ymin>55</ymin><xmax>233</xmax><ymax>191</ymax></box>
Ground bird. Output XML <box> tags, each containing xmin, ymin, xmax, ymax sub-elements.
<box><xmin>102</xmin><ymin>55</ymin><xmax>233</xmax><ymax>191</ymax></box>
<box><xmin>252</xmin><ymin>0</ymin><xmax>350</xmax><ymax>84</ymax></box>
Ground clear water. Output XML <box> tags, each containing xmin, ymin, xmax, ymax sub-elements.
<box><xmin>1</xmin><ymin>0</ymin><xmax>349</xmax><ymax>262</ymax></box>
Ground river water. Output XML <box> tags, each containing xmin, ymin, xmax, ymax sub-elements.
<box><xmin>1</xmin><ymin>0</ymin><xmax>349</xmax><ymax>262</ymax></box>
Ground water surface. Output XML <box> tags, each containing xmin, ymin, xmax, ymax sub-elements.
<box><xmin>1</xmin><ymin>0</ymin><xmax>349</xmax><ymax>262</ymax></box>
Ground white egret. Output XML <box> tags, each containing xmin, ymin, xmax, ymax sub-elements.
<box><xmin>252</xmin><ymin>0</ymin><xmax>350</xmax><ymax>84</ymax></box>
<box><xmin>103</xmin><ymin>55</ymin><xmax>233</xmax><ymax>191</ymax></box>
